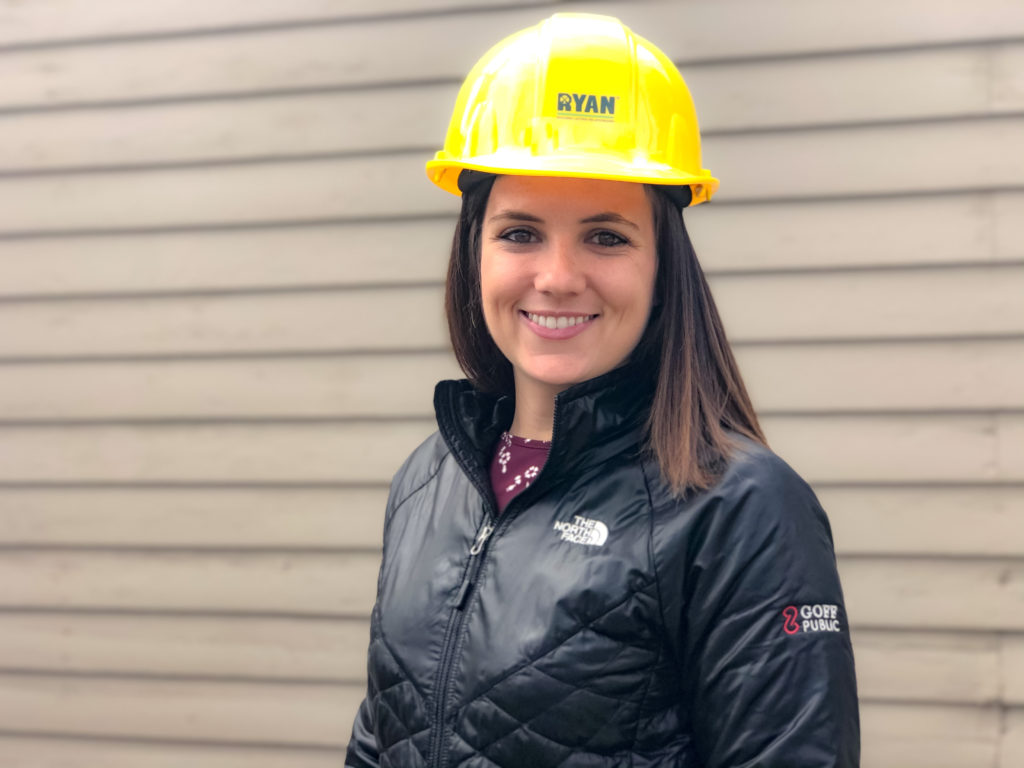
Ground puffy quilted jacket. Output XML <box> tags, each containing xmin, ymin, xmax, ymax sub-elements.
<box><xmin>347</xmin><ymin>365</ymin><xmax>860</xmax><ymax>767</ymax></box>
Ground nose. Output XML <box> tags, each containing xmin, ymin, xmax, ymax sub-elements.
<box><xmin>533</xmin><ymin>237</ymin><xmax>586</xmax><ymax>296</ymax></box>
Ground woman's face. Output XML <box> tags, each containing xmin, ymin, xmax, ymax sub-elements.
<box><xmin>479</xmin><ymin>175</ymin><xmax>658</xmax><ymax>398</ymax></box>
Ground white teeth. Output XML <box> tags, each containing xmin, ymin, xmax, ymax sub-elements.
<box><xmin>527</xmin><ymin>312</ymin><xmax>593</xmax><ymax>329</ymax></box>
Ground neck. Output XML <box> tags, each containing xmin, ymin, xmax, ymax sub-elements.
<box><xmin>509</xmin><ymin>372</ymin><xmax>563</xmax><ymax>441</ymax></box>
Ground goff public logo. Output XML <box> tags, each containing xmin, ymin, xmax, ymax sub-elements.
<box><xmin>783</xmin><ymin>604</ymin><xmax>842</xmax><ymax>634</ymax></box>
<box><xmin>557</xmin><ymin>92</ymin><xmax>616</xmax><ymax>119</ymax></box>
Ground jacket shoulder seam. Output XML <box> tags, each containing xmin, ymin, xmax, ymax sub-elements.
<box><xmin>390</xmin><ymin>450</ymin><xmax>451</xmax><ymax>520</ymax></box>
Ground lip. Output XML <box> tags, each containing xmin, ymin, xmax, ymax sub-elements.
<box><xmin>519</xmin><ymin>310</ymin><xmax>597</xmax><ymax>340</ymax></box>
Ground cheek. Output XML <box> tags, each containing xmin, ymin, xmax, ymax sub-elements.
<box><xmin>638</xmin><ymin>254</ymin><xmax>659</xmax><ymax>319</ymax></box>
<box><xmin>479</xmin><ymin>269</ymin><xmax>502</xmax><ymax>321</ymax></box>
<box><xmin>478</xmin><ymin>255</ymin><xmax>514</xmax><ymax>337</ymax></box>
<box><xmin>614</xmin><ymin>263</ymin><xmax>657</xmax><ymax>323</ymax></box>
<box><xmin>478</xmin><ymin>251</ymin><xmax>497</xmax><ymax>307</ymax></box>
<box><xmin>480</xmin><ymin>256</ymin><xmax>526</xmax><ymax>309</ymax></box>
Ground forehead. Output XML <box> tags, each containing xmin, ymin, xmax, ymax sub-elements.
<box><xmin>485</xmin><ymin>175</ymin><xmax>653</xmax><ymax>225</ymax></box>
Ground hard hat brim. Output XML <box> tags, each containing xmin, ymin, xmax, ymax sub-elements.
<box><xmin>426</xmin><ymin>154</ymin><xmax>719</xmax><ymax>207</ymax></box>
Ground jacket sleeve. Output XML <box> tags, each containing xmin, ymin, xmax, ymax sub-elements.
<box><xmin>675</xmin><ymin>451</ymin><xmax>860</xmax><ymax>767</ymax></box>
<box><xmin>345</xmin><ymin>481</ymin><xmax>401</xmax><ymax>767</ymax></box>
<box><xmin>345</xmin><ymin>434</ymin><xmax>449</xmax><ymax>766</ymax></box>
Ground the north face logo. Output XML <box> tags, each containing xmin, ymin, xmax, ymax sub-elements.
<box><xmin>553</xmin><ymin>515</ymin><xmax>608</xmax><ymax>546</ymax></box>
<box><xmin>556</xmin><ymin>92</ymin><xmax>616</xmax><ymax>117</ymax></box>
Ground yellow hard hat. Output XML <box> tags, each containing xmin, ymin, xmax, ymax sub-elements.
<box><xmin>426</xmin><ymin>12</ymin><xmax>718</xmax><ymax>207</ymax></box>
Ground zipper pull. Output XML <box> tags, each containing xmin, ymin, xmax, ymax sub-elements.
<box><xmin>455</xmin><ymin>524</ymin><xmax>495</xmax><ymax>609</ymax></box>
<box><xmin>469</xmin><ymin>524</ymin><xmax>494</xmax><ymax>556</ymax></box>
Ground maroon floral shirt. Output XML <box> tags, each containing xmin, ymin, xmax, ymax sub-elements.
<box><xmin>489</xmin><ymin>431</ymin><xmax>551</xmax><ymax>513</ymax></box>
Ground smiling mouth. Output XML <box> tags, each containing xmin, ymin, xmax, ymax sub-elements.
<box><xmin>523</xmin><ymin>311</ymin><xmax>598</xmax><ymax>330</ymax></box>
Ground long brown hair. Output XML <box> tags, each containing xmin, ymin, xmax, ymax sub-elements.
<box><xmin>444</xmin><ymin>175</ymin><xmax>765</xmax><ymax>494</ymax></box>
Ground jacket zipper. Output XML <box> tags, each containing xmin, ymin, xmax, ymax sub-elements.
<box><xmin>429</xmin><ymin>402</ymin><xmax>562</xmax><ymax>767</ymax></box>
<box><xmin>428</xmin><ymin>512</ymin><xmax>496</xmax><ymax>766</ymax></box>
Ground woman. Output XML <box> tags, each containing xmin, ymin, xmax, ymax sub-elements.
<box><xmin>347</xmin><ymin>13</ymin><xmax>859</xmax><ymax>767</ymax></box>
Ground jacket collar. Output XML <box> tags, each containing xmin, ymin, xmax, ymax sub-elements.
<box><xmin>434</xmin><ymin>363</ymin><xmax>655</xmax><ymax>496</ymax></box>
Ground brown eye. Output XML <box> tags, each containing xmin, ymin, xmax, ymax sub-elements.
<box><xmin>500</xmin><ymin>228</ymin><xmax>538</xmax><ymax>244</ymax></box>
<box><xmin>591</xmin><ymin>230</ymin><xmax>629</xmax><ymax>248</ymax></box>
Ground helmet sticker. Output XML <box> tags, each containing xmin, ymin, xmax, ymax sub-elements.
<box><xmin>556</xmin><ymin>92</ymin><xmax>617</xmax><ymax>120</ymax></box>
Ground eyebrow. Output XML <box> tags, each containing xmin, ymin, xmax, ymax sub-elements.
<box><xmin>487</xmin><ymin>210</ymin><xmax>640</xmax><ymax>230</ymax></box>
<box><xmin>580</xmin><ymin>212</ymin><xmax>640</xmax><ymax>231</ymax></box>
<box><xmin>488</xmin><ymin>210</ymin><xmax>544</xmax><ymax>224</ymax></box>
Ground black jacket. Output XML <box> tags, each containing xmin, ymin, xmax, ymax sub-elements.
<box><xmin>347</xmin><ymin>366</ymin><xmax>859</xmax><ymax>767</ymax></box>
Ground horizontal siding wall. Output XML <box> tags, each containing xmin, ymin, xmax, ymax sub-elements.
<box><xmin>1</xmin><ymin>1</ymin><xmax>1022</xmax><ymax>766</ymax></box>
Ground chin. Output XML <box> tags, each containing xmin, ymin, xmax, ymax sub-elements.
<box><xmin>521</xmin><ymin>360</ymin><xmax>607</xmax><ymax>390</ymax></box>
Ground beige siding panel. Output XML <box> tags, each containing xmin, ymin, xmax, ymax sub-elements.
<box><xmin>689</xmin><ymin>42</ymin><xmax>1024</xmax><ymax>132</ymax></box>
<box><xmin>0</xmin><ymin>267</ymin><xmax>1019</xmax><ymax>359</ymax></box>
<box><xmin>1</xmin><ymin>340</ymin><xmax>1018</xmax><ymax>420</ymax></box>
<box><xmin>0</xmin><ymin>154</ymin><xmax>452</xmax><ymax>232</ymax></box>
<box><xmin>0</xmin><ymin>487</ymin><xmax>389</xmax><ymax>548</ymax></box>
<box><xmin>996</xmin><ymin>189</ymin><xmax>1024</xmax><ymax>261</ymax></box>
<box><xmin>842</xmin><ymin>557</ymin><xmax>1024</xmax><ymax>631</ymax></box>
<box><xmin>6</xmin><ymin>43</ymin><xmax>1024</xmax><ymax>172</ymax></box>
<box><xmin>0</xmin><ymin>613</ymin><xmax>369</xmax><ymax>680</ymax></box>
<box><xmin>1000</xmin><ymin>416</ymin><xmax>1024</xmax><ymax>482</ymax></box>
<box><xmin>708</xmin><ymin>117</ymin><xmax>1024</xmax><ymax>202</ymax></box>
<box><xmin>861</xmin><ymin>703</ymin><xmax>998</xmax><ymax>768</ymax></box>
<box><xmin>0</xmin><ymin>415</ymin><xmax>1020</xmax><ymax>484</ymax></box>
<box><xmin>852</xmin><ymin>630</ymin><xmax>1000</xmax><ymax>704</ymax></box>
<box><xmin>1007</xmin><ymin>638</ymin><xmax>1024</xmax><ymax>705</ymax></box>
<box><xmin>0</xmin><ymin>353</ymin><xmax>460</xmax><ymax>419</ymax></box>
<box><xmin>0</xmin><ymin>481</ymin><xmax>1019</xmax><ymax>555</ymax></box>
<box><xmin>994</xmin><ymin>43</ymin><xmax>1024</xmax><ymax>111</ymax></box>
<box><xmin>0</xmin><ymin>705</ymin><xmax>998</xmax><ymax>768</ymax></box>
<box><xmin>0</xmin><ymin>615</ymin><xmax>1014</xmax><ymax>710</ymax></box>
<box><xmin>1</xmin><ymin>551</ymin><xmax>1022</xmax><ymax>629</ymax></box>
<box><xmin>0</xmin><ymin>737</ymin><xmax>343</xmax><ymax>768</ymax></box>
<box><xmin>0</xmin><ymin>220</ymin><xmax>456</xmax><ymax>296</ymax></box>
<box><xmin>0</xmin><ymin>420</ymin><xmax>435</xmax><ymax>483</ymax></box>
<box><xmin>0</xmin><ymin>0</ymin><xmax>557</xmax><ymax>47</ymax></box>
<box><xmin>767</xmin><ymin>413</ymin><xmax>1024</xmax><ymax>485</ymax></box>
<box><xmin>715</xmin><ymin>266</ymin><xmax>1024</xmax><ymax>343</ymax></box>
<box><xmin>0</xmin><ymin>613</ymin><xmax>1012</xmax><ymax>709</ymax></box>
<box><xmin>4</xmin><ymin>191</ymin><xmax>1022</xmax><ymax>297</ymax></box>
<box><xmin>0</xmin><ymin>672</ymin><xmax>360</xmax><ymax>746</ymax></box>
<box><xmin>0</xmin><ymin>686</ymin><xmax>1008</xmax><ymax>765</ymax></box>
<box><xmin>4</xmin><ymin>120</ymin><xmax>1024</xmax><ymax>233</ymax></box>
<box><xmin>4</xmin><ymin>484</ymin><xmax>1020</xmax><ymax>556</ymax></box>
<box><xmin>691</xmin><ymin>191</ymin><xmax>1024</xmax><ymax>272</ymax></box>
<box><xmin>2</xmin><ymin>484</ymin><xmax>1021</xmax><ymax>557</ymax></box>
<box><xmin>0</xmin><ymin>286</ymin><xmax>450</xmax><ymax>357</ymax></box>
<box><xmin>822</xmin><ymin>485</ymin><xmax>1024</xmax><ymax>558</ymax></box>
<box><xmin>739</xmin><ymin>339</ymin><xmax>1024</xmax><ymax>412</ymax></box>
<box><xmin>0</xmin><ymin>7</ymin><xmax>577</xmax><ymax>108</ymax></box>
<box><xmin>0</xmin><ymin>551</ymin><xmax>380</xmax><ymax>615</ymax></box>
<box><xmin>4</xmin><ymin>0</ymin><xmax>1024</xmax><ymax>108</ymax></box>
<box><xmin>0</xmin><ymin>84</ymin><xmax>457</xmax><ymax>171</ymax></box>
<box><xmin>1001</xmin><ymin>710</ymin><xmax>1024</xmax><ymax>768</ymax></box>
<box><xmin>0</xmin><ymin>155</ymin><xmax>454</xmax><ymax>234</ymax></box>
